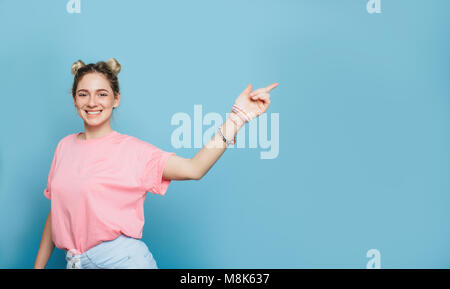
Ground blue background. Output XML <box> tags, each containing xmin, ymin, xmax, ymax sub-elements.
<box><xmin>0</xmin><ymin>0</ymin><xmax>449</xmax><ymax>268</ymax></box>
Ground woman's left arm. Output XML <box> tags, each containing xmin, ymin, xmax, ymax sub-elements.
<box><xmin>162</xmin><ymin>82</ymin><xmax>279</xmax><ymax>181</ymax></box>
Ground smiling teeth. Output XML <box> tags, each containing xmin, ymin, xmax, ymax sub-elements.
<box><xmin>87</xmin><ymin>111</ymin><xmax>101</xmax><ymax>114</ymax></box>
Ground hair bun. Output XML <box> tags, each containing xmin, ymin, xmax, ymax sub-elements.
<box><xmin>71</xmin><ymin>60</ymin><xmax>86</xmax><ymax>75</ymax></box>
<box><xmin>105</xmin><ymin>58</ymin><xmax>121</xmax><ymax>75</ymax></box>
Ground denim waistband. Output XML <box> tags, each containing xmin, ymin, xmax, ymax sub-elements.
<box><xmin>65</xmin><ymin>235</ymin><xmax>135</xmax><ymax>269</ymax></box>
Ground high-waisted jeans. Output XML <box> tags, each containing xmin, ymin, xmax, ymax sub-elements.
<box><xmin>65</xmin><ymin>234</ymin><xmax>158</xmax><ymax>269</ymax></box>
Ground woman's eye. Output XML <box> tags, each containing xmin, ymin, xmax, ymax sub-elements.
<box><xmin>99</xmin><ymin>93</ymin><xmax>107</xmax><ymax>97</ymax></box>
<box><xmin>78</xmin><ymin>94</ymin><xmax>87</xmax><ymax>97</ymax></box>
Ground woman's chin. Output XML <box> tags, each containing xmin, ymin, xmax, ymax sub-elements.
<box><xmin>84</xmin><ymin>118</ymin><xmax>107</xmax><ymax>127</ymax></box>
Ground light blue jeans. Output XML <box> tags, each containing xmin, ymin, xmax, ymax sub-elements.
<box><xmin>65</xmin><ymin>234</ymin><xmax>158</xmax><ymax>269</ymax></box>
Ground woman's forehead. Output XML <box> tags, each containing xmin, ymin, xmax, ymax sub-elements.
<box><xmin>78</xmin><ymin>73</ymin><xmax>111</xmax><ymax>90</ymax></box>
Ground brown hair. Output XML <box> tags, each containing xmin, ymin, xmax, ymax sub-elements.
<box><xmin>71</xmin><ymin>58</ymin><xmax>121</xmax><ymax>102</ymax></box>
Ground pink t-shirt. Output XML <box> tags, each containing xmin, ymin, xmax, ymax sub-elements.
<box><xmin>43</xmin><ymin>130</ymin><xmax>176</xmax><ymax>254</ymax></box>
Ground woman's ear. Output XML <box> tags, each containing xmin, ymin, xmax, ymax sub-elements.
<box><xmin>114</xmin><ymin>93</ymin><xmax>121</xmax><ymax>108</ymax></box>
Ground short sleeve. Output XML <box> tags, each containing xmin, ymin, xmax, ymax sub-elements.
<box><xmin>43</xmin><ymin>141</ymin><xmax>61</xmax><ymax>200</ymax></box>
<box><xmin>140</xmin><ymin>142</ymin><xmax>176</xmax><ymax>196</ymax></box>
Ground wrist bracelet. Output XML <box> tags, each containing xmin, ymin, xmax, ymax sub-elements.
<box><xmin>228</xmin><ymin>112</ymin><xmax>243</xmax><ymax>127</ymax></box>
<box><xmin>232</xmin><ymin>104</ymin><xmax>250</xmax><ymax>123</ymax></box>
<box><xmin>218</xmin><ymin>126</ymin><xmax>236</xmax><ymax>146</ymax></box>
<box><xmin>232</xmin><ymin>104</ymin><xmax>260</xmax><ymax>123</ymax></box>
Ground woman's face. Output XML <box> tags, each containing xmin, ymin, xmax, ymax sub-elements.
<box><xmin>73</xmin><ymin>72</ymin><xmax>120</xmax><ymax>128</ymax></box>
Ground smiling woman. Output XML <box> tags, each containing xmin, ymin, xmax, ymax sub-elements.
<box><xmin>71</xmin><ymin>59</ymin><xmax>121</xmax><ymax>140</ymax></box>
<box><xmin>34</xmin><ymin>57</ymin><xmax>278</xmax><ymax>269</ymax></box>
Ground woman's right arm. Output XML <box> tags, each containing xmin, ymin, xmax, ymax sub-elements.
<box><xmin>34</xmin><ymin>211</ymin><xmax>55</xmax><ymax>269</ymax></box>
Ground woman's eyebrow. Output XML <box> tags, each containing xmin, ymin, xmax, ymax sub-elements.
<box><xmin>77</xmin><ymin>89</ymin><xmax>110</xmax><ymax>93</ymax></box>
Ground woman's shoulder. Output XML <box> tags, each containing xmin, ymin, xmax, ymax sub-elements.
<box><xmin>47</xmin><ymin>133</ymin><xmax>75</xmax><ymax>155</ymax></box>
<box><xmin>116</xmin><ymin>132</ymin><xmax>154</xmax><ymax>148</ymax></box>
<box><xmin>115</xmin><ymin>132</ymin><xmax>165</xmax><ymax>154</ymax></box>
<box><xmin>58</xmin><ymin>132</ymin><xmax>81</xmax><ymax>145</ymax></box>
<box><xmin>54</xmin><ymin>133</ymin><xmax>77</xmax><ymax>149</ymax></box>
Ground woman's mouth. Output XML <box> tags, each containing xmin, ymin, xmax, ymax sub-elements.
<box><xmin>85</xmin><ymin>110</ymin><xmax>103</xmax><ymax>117</ymax></box>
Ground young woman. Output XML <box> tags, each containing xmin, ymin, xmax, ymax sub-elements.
<box><xmin>34</xmin><ymin>58</ymin><xmax>278</xmax><ymax>269</ymax></box>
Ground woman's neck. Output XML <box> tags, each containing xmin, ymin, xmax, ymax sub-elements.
<box><xmin>79</xmin><ymin>125</ymin><xmax>114</xmax><ymax>140</ymax></box>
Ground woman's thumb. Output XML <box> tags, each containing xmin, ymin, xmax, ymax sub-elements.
<box><xmin>243</xmin><ymin>84</ymin><xmax>252</xmax><ymax>95</ymax></box>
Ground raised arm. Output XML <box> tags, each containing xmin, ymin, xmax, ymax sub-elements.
<box><xmin>162</xmin><ymin>82</ymin><xmax>279</xmax><ymax>181</ymax></box>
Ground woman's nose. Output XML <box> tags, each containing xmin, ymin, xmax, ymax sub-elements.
<box><xmin>88</xmin><ymin>95</ymin><xmax>98</xmax><ymax>106</ymax></box>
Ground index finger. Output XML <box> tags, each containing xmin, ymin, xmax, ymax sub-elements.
<box><xmin>265</xmin><ymin>82</ymin><xmax>279</xmax><ymax>92</ymax></box>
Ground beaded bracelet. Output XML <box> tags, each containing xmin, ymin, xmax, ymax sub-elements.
<box><xmin>232</xmin><ymin>104</ymin><xmax>260</xmax><ymax>123</ymax></box>
<box><xmin>219</xmin><ymin>104</ymin><xmax>261</xmax><ymax>146</ymax></box>
<box><xmin>232</xmin><ymin>104</ymin><xmax>250</xmax><ymax>123</ymax></box>
<box><xmin>218</xmin><ymin>126</ymin><xmax>236</xmax><ymax>145</ymax></box>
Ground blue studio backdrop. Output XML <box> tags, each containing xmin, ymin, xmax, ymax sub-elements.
<box><xmin>0</xmin><ymin>0</ymin><xmax>449</xmax><ymax>268</ymax></box>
